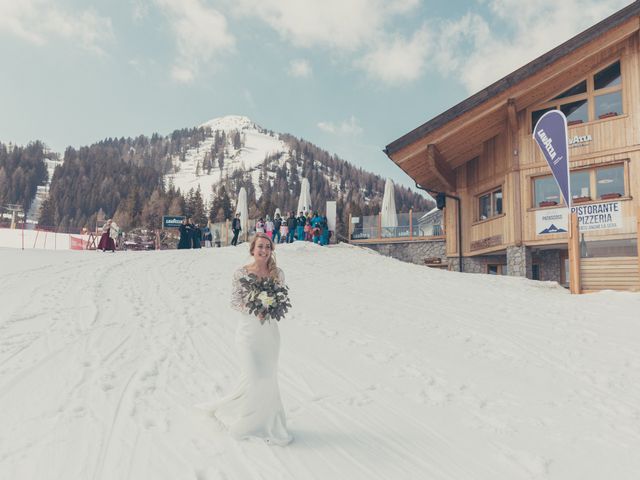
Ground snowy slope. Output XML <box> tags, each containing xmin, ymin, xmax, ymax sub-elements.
<box><xmin>26</xmin><ymin>158</ymin><xmax>62</xmax><ymax>225</ymax></box>
<box><xmin>1</xmin><ymin>244</ymin><xmax>639</xmax><ymax>479</ymax></box>
<box><xmin>167</xmin><ymin>115</ymin><xmax>289</xmax><ymax>206</ymax></box>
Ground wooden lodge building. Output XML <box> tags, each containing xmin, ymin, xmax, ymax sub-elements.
<box><xmin>385</xmin><ymin>3</ymin><xmax>640</xmax><ymax>291</ymax></box>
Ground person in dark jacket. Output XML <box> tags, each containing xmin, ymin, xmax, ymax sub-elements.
<box><xmin>320</xmin><ymin>216</ymin><xmax>330</xmax><ymax>245</ymax></box>
<box><xmin>296</xmin><ymin>212</ymin><xmax>306</xmax><ymax>241</ymax></box>
<box><xmin>177</xmin><ymin>218</ymin><xmax>191</xmax><ymax>249</ymax></box>
<box><xmin>272</xmin><ymin>213</ymin><xmax>282</xmax><ymax>244</ymax></box>
<box><xmin>231</xmin><ymin>213</ymin><xmax>242</xmax><ymax>246</ymax></box>
<box><xmin>192</xmin><ymin>223</ymin><xmax>202</xmax><ymax>248</ymax></box>
<box><xmin>286</xmin><ymin>212</ymin><xmax>296</xmax><ymax>243</ymax></box>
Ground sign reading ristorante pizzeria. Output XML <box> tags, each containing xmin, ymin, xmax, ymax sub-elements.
<box><xmin>536</xmin><ymin>201</ymin><xmax>623</xmax><ymax>234</ymax></box>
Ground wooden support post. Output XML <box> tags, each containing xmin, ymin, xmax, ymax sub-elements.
<box><xmin>568</xmin><ymin>212</ymin><xmax>581</xmax><ymax>294</ymax></box>
<box><xmin>348</xmin><ymin>213</ymin><xmax>352</xmax><ymax>242</ymax></box>
<box><xmin>378</xmin><ymin>214</ymin><xmax>382</xmax><ymax>239</ymax></box>
<box><xmin>409</xmin><ymin>209</ymin><xmax>413</xmax><ymax>240</ymax></box>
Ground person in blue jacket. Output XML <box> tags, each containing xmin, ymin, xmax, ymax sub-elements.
<box><xmin>296</xmin><ymin>211</ymin><xmax>306</xmax><ymax>241</ymax></box>
<box><xmin>311</xmin><ymin>212</ymin><xmax>323</xmax><ymax>228</ymax></box>
<box><xmin>320</xmin><ymin>216</ymin><xmax>330</xmax><ymax>245</ymax></box>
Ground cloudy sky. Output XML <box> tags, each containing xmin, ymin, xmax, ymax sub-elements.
<box><xmin>0</xmin><ymin>0</ymin><xmax>632</xmax><ymax>190</ymax></box>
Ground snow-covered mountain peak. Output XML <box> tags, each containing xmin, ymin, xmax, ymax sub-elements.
<box><xmin>169</xmin><ymin>115</ymin><xmax>288</xmax><ymax>205</ymax></box>
<box><xmin>199</xmin><ymin>115</ymin><xmax>259</xmax><ymax>133</ymax></box>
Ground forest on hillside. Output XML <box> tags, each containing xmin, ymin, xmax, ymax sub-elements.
<box><xmin>3</xmin><ymin>126</ymin><xmax>432</xmax><ymax>238</ymax></box>
<box><xmin>208</xmin><ymin>134</ymin><xmax>433</xmax><ymax>238</ymax></box>
<box><xmin>0</xmin><ymin>141</ymin><xmax>49</xmax><ymax>214</ymax></box>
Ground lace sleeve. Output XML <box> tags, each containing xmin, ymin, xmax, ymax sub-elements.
<box><xmin>277</xmin><ymin>268</ymin><xmax>285</xmax><ymax>285</ymax></box>
<box><xmin>231</xmin><ymin>268</ymin><xmax>249</xmax><ymax>313</ymax></box>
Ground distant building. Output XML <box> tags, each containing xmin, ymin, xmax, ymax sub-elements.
<box><xmin>385</xmin><ymin>3</ymin><xmax>640</xmax><ymax>291</ymax></box>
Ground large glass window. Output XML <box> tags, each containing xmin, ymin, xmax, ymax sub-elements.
<box><xmin>594</xmin><ymin>62</ymin><xmax>621</xmax><ymax>90</ymax></box>
<box><xmin>595</xmin><ymin>91</ymin><xmax>623</xmax><ymax>119</ymax></box>
<box><xmin>561</xmin><ymin>99</ymin><xmax>588</xmax><ymax>125</ymax></box>
<box><xmin>596</xmin><ymin>165</ymin><xmax>624</xmax><ymax>199</ymax></box>
<box><xmin>493</xmin><ymin>190</ymin><xmax>503</xmax><ymax>215</ymax></box>
<box><xmin>533</xmin><ymin>163</ymin><xmax>626</xmax><ymax>207</ymax></box>
<box><xmin>479</xmin><ymin>193</ymin><xmax>491</xmax><ymax>220</ymax></box>
<box><xmin>531</xmin><ymin>60</ymin><xmax>623</xmax><ymax>131</ymax></box>
<box><xmin>478</xmin><ymin>188</ymin><xmax>503</xmax><ymax>220</ymax></box>
<box><xmin>534</xmin><ymin>176</ymin><xmax>560</xmax><ymax>207</ymax></box>
<box><xmin>552</xmin><ymin>80</ymin><xmax>587</xmax><ymax>100</ymax></box>
<box><xmin>531</xmin><ymin>107</ymin><xmax>555</xmax><ymax>130</ymax></box>
<box><xmin>570</xmin><ymin>170</ymin><xmax>591</xmax><ymax>201</ymax></box>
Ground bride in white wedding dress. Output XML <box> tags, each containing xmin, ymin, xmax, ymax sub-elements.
<box><xmin>203</xmin><ymin>233</ymin><xmax>293</xmax><ymax>445</ymax></box>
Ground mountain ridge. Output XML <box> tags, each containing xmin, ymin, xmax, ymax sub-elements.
<box><xmin>3</xmin><ymin>115</ymin><xmax>432</xmax><ymax>236</ymax></box>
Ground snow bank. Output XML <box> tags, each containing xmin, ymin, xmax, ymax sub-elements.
<box><xmin>0</xmin><ymin>243</ymin><xmax>639</xmax><ymax>479</ymax></box>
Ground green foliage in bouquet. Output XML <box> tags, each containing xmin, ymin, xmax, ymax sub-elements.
<box><xmin>239</xmin><ymin>274</ymin><xmax>291</xmax><ymax>323</ymax></box>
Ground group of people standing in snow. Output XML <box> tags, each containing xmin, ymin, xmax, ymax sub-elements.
<box><xmin>232</xmin><ymin>211</ymin><xmax>330</xmax><ymax>246</ymax></box>
<box><xmin>178</xmin><ymin>217</ymin><xmax>220</xmax><ymax>249</ymax></box>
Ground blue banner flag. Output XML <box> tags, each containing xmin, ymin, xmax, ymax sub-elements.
<box><xmin>532</xmin><ymin>110</ymin><xmax>571</xmax><ymax>208</ymax></box>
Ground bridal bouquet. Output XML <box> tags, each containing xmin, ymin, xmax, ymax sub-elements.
<box><xmin>239</xmin><ymin>274</ymin><xmax>291</xmax><ymax>323</ymax></box>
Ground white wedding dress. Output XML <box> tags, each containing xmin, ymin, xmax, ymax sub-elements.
<box><xmin>203</xmin><ymin>267</ymin><xmax>292</xmax><ymax>445</ymax></box>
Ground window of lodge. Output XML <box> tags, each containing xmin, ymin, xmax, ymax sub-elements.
<box><xmin>531</xmin><ymin>60</ymin><xmax>622</xmax><ymax>131</ymax></box>
<box><xmin>533</xmin><ymin>163</ymin><xmax>625</xmax><ymax>207</ymax></box>
<box><xmin>478</xmin><ymin>188</ymin><xmax>503</xmax><ymax>220</ymax></box>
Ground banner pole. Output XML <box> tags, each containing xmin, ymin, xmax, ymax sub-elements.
<box><xmin>568</xmin><ymin>212</ymin><xmax>581</xmax><ymax>294</ymax></box>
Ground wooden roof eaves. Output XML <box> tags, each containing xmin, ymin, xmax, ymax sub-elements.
<box><xmin>384</xmin><ymin>2</ymin><xmax>640</xmax><ymax>158</ymax></box>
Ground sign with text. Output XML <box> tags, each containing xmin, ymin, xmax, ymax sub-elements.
<box><xmin>536</xmin><ymin>208</ymin><xmax>569</xmax><ymax>235</ymax></box>
<box><xmin>470</xmin><ymin>235</ymin><xmax>502</xmax><ymax>251</ymax></box>
<box><xmin>572</xmin><ymin>201</ymin><xmax>622</xmax><ymax>231</ymax></box>
<box><xmin>536</xmin><ymin>201</ymin><xmax>623</xmax><ymax>234</ymax></box>
<box><xmin>162</xmin><ymin>215</ymin><xmax>185</xmax><ymax>229</ymax></box>
<box><xmin>533</xmin><ymin>110</ymin><xmax>571</xmax><ymax>208</ymax></box>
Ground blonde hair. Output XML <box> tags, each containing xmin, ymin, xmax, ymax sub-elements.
<box><xmin>249</xmin><ymin>233</ymin><xmax>279</xmax><ymax>280</ymax></box>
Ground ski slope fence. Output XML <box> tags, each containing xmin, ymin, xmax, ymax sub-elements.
<box><xmin>0</xmin><ymin>226</ymin><xmax>92</xmax><ymax>251</ymax></box>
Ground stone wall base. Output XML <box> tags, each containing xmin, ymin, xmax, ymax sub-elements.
<box><xmin>361</xmin><ymin>240</ymin><xmax>446</xmax><ymax>267</ymax></box>
<box><xmin>448</xmin><ymin>255</ymin><xmax>506</xmax><ymax>274</ymax></box>
<box><xmin>360</xmin><ymin>241</ymin><xmax>564</xmax><ymax>284</ymax></box>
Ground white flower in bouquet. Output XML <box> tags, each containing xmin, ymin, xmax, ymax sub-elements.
<box><xmin>239</xmin><ymin>273</ymin><xmax>292</xmax><ymax>323</ymax></box>
<box><xmin>257</xmin><ymin>291</ymin><xmax>275</xmax><ymax>307</ymax></box>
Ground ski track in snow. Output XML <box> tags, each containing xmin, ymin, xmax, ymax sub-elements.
<box><xmin>1</xmin><ymin>243</ymin><xmax>640</xmax><ymax>479</ymax></box>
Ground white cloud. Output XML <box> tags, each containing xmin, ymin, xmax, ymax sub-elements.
<box><xmin>318</xmin><ymin>116</ymin><xmax>363</xmax><ymax>136</ymax></box>
<box><xmin>358</xmin><ymin>26</ymin><xmax>431</xmax><ymax>85</ymax></box>
<box><xmin>287</xmin><ymin>59</ymin><xmax>312</xmax><ymax>78</ymax></box>
<box><xmin>232</xmin><ymin>0</ymin><xmax>432</xmax><ymax>86</ymax></box>
<box><xmin>171</xmin><ymin>65</ymin><xmax>194</xmax><ymax>84</ymax></box>
<box><xmin>0</xmin><ymin>0</ymin><xmax>113</xmax><ymax>54</ymax></box>
<box><xmin>155</xmin><ymin>0</ymin><xmax>235</xmax><ymax>81</ymax></box>
<box><xmin>434</xmin><ymin>0</ymin><xmax>632</xmax><ymax>93</ymax></box>
<box><xmin>385</xmin><ymin>0</ymin><xmax>420</xmax><ymax>15</ymax></box>
<box><xmin>132</xmin><ymin>0</ymin><xmax>150</xmax><ymax>22</ymax></box>
<box><xmin>233</xmin><ymin>0</ymin><xmax>385</xmax><ymax>50</ymax></box>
